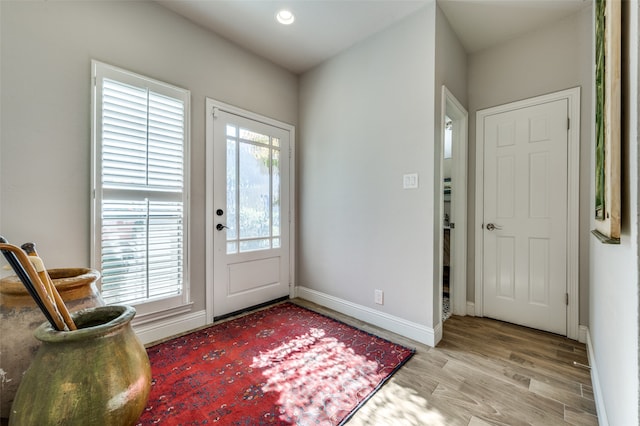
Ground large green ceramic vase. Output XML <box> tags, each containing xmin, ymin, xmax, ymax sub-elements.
<box><xmin>8</xmin><ymin>305</ymin><xmax>151</xmax><ymax>426</ymax></box>
<box><xmin>0</xmin><ymin>267</ymin><xmax>104</xmax><ymax>419</ymax></box>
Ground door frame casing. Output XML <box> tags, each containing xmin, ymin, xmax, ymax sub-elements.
<box><xmin>439</xmin><ymin>86</ymin><xmax>468</xmax><ymax>321</ymax></box>
<box><xmin>204</xmin><ymin>98</ymin><xmax>296</xmax><ymax>323</ymax></box>
<box><xmin>474</xmin><ymin>87</ymin><xmax>580</xmax><ymax>340</ymax></box>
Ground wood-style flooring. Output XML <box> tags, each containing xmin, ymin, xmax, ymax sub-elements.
<box><xmin>291</xmin><ymin>298</ymin><xmax>598</xmax><ymax>426</ymax></box>
<box><xmin>1</xmin><ymin>299</ymin><xmax>595</xmax><ymax>426</ymax></box>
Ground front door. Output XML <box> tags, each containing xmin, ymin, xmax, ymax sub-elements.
<box><xmin>211</xmin><ymin>108</ymin><xmax>291</xmax><ymax>318</ymax></box>
<box><xmin>481</xmin><ymin>98</ymin><xmax>568</xmax><ymax>335</ymax></box>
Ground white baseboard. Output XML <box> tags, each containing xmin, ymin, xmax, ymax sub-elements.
<box><xmin>133</xmin><ymin>309</ymin><xmax>207</xmax><ymax>346</ymax></box>
<box><xmin>585</xmin><ymin>326</ymin><xmax>609</xmax><ymax>426</ymax></box>
<box><xmin>466</xmin><ymin>301</ymin><xmax>475</xmax><ymax>316</ymax></box>
<box><xmin>578</xmin><ymin>325</ymin><xmax>588</xmax><ymax>344</ymax></box>
<box><xmin>296</xmin><ymin>286</ymin><xmax>437</xmax><ymax>347</ymax></box>
<box><xmin>433</xmin><ymin>321</ymin><xmax>443</xmax><ymax>345</ymax></box>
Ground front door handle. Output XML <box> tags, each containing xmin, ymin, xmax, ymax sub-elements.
<box><xmin>486</xmin><ymin>223</ymin><xmax>502</xmax><ymax>231</ymax></box>
<box><xmin>216</xmin><ymin>223</ymin><xmax>228</xmax><ymax>231</ymax></box>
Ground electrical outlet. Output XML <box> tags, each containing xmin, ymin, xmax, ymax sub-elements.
<box><xmin>374</xmin><ymin>289</ymin><xmax>384</xmax><ymax>305</ymax></box>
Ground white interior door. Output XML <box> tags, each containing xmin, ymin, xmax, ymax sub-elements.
<box><xmin>211</xmin><ymin>109</ymin><xmax>290</xmax><ymax>318</ymax></box>
<box><xmin>482</xmin><ymin>98</ymin><xmax>568</xmax><ymax>335</ymax></box>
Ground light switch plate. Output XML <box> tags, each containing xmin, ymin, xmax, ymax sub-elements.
<box><xmin>403</xmin><ymin>173</ymin><xmax>419</xmax><ymax>189</ymax></box>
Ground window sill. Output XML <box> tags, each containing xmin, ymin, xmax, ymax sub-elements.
<box><xmin>131</xmin><ymin>301</ymin><xmax>195</xmax><ymax>327</ymax></box>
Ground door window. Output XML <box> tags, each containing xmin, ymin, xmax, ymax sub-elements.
<box><xmin>225</xmin><ymin>125</ymin><xmax>281</xmax><ymax>254</ymax></box>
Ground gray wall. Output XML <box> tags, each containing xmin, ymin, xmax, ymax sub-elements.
<box><xmin>298</xmin><ymin>4</ymin><xmax>437</xmax><ymax>328</ymax></box>
<box><xmin>0</xmin><ymin>0</ymin><xmax>298</xmax><ymax>314</ymax></box>
<box><xmin>467</xmin><ymin>6</ymin><xmax>593</xmax><ymax>325</ymax></box>
<box><xmin>435</xmin><ymin>5</ymin><xmax>468</xmax><ymax>108</ymax></box>
<box><xmin>434</xmin><ymin>4</ymin><xmax>468</xmax><ymax>322</ymax></box>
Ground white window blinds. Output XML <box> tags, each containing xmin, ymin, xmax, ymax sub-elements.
<box><xmin>92</xmin><ymin>61</ymin><xmax>190</xmax><ymax>312</ymax></box>
<box><xmin>101</xmin><ymin>80</ymin><xmax>184</xmax><ymax>190</ymax></box>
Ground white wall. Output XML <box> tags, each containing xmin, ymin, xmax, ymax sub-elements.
<box><xmin>0</xmin><ymin>0</ymin><xmax>298</xmax><ymax>315</ymax></box>
<box><xmin>588</xmin><ymin>2</ymin><xmax>639</xmax><ymax>424</ymax></box>
<box><xmin>467</xmin><ymin>6</ymin><xmax>593</xmax><ymax>324</ymax></box>
<box><xmin>298</xmin><ymin>4</ymin><xmax>437</xmax><ymax>333</ymax></box>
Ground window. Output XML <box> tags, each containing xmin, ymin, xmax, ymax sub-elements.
<box><xmin>91</xmin><ymin>61</ymin><xmax>190</xmax><ymax>315</ymax></box>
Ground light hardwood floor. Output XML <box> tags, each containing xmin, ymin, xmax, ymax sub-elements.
<box><xmin>291</xmin><ymin>298</ymin><xmax>598</xmax><ymax>426</ymax></box>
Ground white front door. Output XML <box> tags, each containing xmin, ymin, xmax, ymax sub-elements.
<box><xmin>211</xmin><ymin>108</ymin><xmax>291</xmax><ymax>318</ymax></box>
<box><xmin>481</xmin><ymin>98</ymin><xmax>568</xmax><ymax>335</ymax></box>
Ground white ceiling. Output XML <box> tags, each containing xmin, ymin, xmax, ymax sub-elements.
<box><xmin>157</xmin><ymin>0</ymin><xmax>590</xmax><ymax>74</ymax></box>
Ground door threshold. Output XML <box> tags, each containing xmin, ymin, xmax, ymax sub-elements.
<box><xmin>213</xmin><ymin>296</ymin><xmax>290</xmax><ymax>322</ymax></box>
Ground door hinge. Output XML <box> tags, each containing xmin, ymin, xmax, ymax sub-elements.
<box><xmin>567</xmin><ymin>118</ymin><xmax>570</xmax><ymax>130</ymax></box>
<box><xmin>212</xmin><ymin>107</ymin><xmax>219</xmax><ymax>118</ymax></box>
<box><xmin>565</xmin><ymin>293</ymin><xmax>569</xmax><ymax>305</ymax></box>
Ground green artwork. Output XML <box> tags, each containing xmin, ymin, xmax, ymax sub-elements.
<box><xmin>594</xmin><ymin>0</ymin><xmax>606</xmax><ymax>220</ymax></box>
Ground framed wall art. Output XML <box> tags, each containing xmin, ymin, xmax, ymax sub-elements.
<box><xmin>592</xmin><ymin>0</ymin><xmax>621</xmax><ymax>244</ymax></box>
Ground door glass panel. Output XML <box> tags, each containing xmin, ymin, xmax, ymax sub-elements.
<box><xmin>240</xmin><ymin>128</ymin><xmax>269</xmax><ymax>145</ymax></box>
<box><xmin>227</xmin><ymin>242</ymin><xmax>237</xmax><ymax>253</ymax></box>
<box><xmin>239</xmin><ymin>143</ymin><xmax>270</xmax><ymax>239</ymax></box>
<box><xmin>226</xmin><ymin>135</ymin><xmax>238</xmax><ymax>241</ymax></box>
<box><xmin>272</xmin><ymin>149</ymin><xmax>281</xmax><ymax>238</ymax></box>
<box><xmin>226</xmin><ymin>125</ymin><xmax>281</xmax><ymax>254</ymax></box>
<box><xmin>240</xmin><ymin>239</ymin><xmax>270</xmax><ymax>252</ymax></box>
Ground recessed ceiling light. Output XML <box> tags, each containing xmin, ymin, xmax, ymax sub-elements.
<box><xmin>276</xmin><ymin>9</ymin><xmax>295</xmax><ymax>25</ymax></box>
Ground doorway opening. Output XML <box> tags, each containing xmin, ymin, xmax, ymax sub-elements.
<box><xmin>440</xmin><ymin>86</ymin><xmax>468</xmax><ymax>325</ymax></box>
<box><xmin>443</xmin><ymin>116</ymin><xmax>453</xmax><ymax>320</ymax></box>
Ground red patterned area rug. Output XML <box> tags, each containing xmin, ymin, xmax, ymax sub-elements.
<box><xmin>137</xmin><ymin>302</ymin><xmax>414</xmax><ymax>425</ymax></box>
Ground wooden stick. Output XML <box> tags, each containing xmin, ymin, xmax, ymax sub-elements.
<box><xmin>22</xmin><ymin>243</ymin><xmax>77</xmax><ymax>331</ymax></box>
<box><xmin>0</xmin><ymin>245</ymin><xmax>60</xmax><ymax>329</ymax></box>
<box><xmin>0</xmin><ymin>240</ymin><xmax>66</xmax><ymax>331</ymax></box>
<box><xmin>21</xmin><ymin>243</ymin><xmax>55</xmax><ymax>297</ymax></box>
